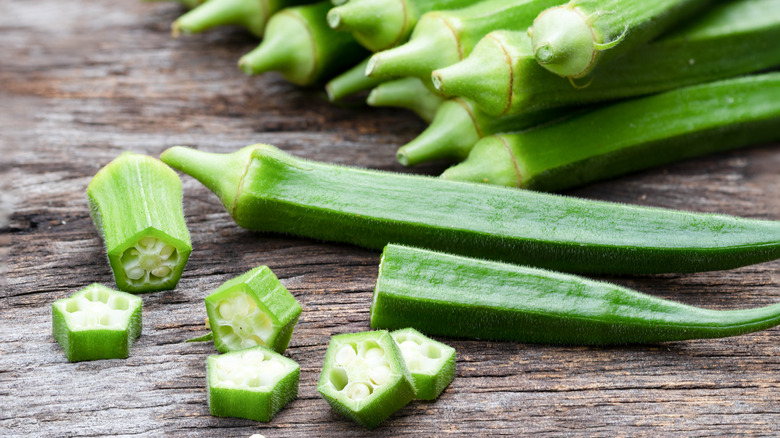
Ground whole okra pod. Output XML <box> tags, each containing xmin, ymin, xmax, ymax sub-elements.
<box><xmin>172</xmin><ymin>0</ymin><xmax>310</xmax><ymax>37</ymax></box>
<box><xmin>366</xmin><ymin>77</ymin><xmax>446</xmax><ymax>123</ymax></box>
<box><xmin>161</xmin><ymin>144</ymin><xmax>780</xmax><ymax>275</ymax></box>
<box><xmin>434</xmin><ymin>0</ymin><xmax>780</xmax><ymax>116</ymax></box>
<box><xmin>442</xmin><ymin>73</ymin><xmax>780</xmax><ymax>191</ymax></box>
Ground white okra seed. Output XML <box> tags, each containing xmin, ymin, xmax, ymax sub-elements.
<box><xmin>151</xmin><ymin>266</ymin><xmax>171</xmax><ymax>277</ymax></box>
<box><xmin>346</xmin><ymin>382</ymin><xmax>371</xmax><ymax>400</ymax></box>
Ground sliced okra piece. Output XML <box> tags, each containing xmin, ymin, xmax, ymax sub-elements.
<box><xmin>391</xmin><ymin>328</ymin><xmax>455</xmax><ymax>400</ymax></box>
<box><xmin>207</xmin><ymin>345</ymin><xmax>300</xmax><ymax>422</ymax></box>
<box><xmin>317</xmin><ymin>330</ymin><xmax>415</xmax><ymax>429</ymax></box>
<box><xmin>205</xmin><ymin>266</ymin><xmax>302</xmax><ymax>354</ymax></box>
<box><xmin>52</xmin><ymin>284</ymin><xmax>142</xmax><ymax>362</ymax></box>
<box><xmin>87</xmin><ymin>152</ymin><xmax>191</xmax><ymax>293</ymax></box>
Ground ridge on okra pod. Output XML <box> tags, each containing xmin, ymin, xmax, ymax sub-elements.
<box><xmin>88</xmin><ymin>152</ymin><xmax>191</xmax><ymax>293</ymax></box>
<box><xmin>442</xmin><ymin>73</ymin><xmax>780</xmax><ymax>191</ymax></box>
<box><xmin>366</xmin><ymin>77</ymin><xmax>445</xmax><ymax>123</ymax></box>
<box><xmin>160</xmin><ymin>144</ymin><xmax>780</xmax><ymax>275</ymax></box>
<box><xmin>172</xmin><ymin>0</ymin><xmax>309</xmax><ymax>37</ymax></box>
<box><xmin>371</xmin><ymin>244</ymin><xmax>780</xmax><ymax>345</ymax></box>
<box><xmin>238</xmin><ymin>1</ymin><xmax>368</xmax><ymax>86</ymax></box>
<box><xmin>433</xmin><ymin>0</ymin><xmax>780</xmax><ymax>116</ymax></box>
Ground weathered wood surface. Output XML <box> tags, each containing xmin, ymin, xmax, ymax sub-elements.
<box><xmin>1</xmin><ymin>0</ymin><xmax>779</xmax><ymax>436</ymax></box>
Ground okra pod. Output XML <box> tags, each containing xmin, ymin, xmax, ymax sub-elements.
<box><xmin>528</xmin><ymin>0</ymin><xmax>708</xmax><ymax>79</ymax></box>
<box><xmin>238</xmin><ymin>2</ymin><xmax>368</xmax><ymax>86</ymax></box>
<box><xmin>145</xmin><ymin>0</ymin><xmax>205</xmax><ymax>9</ymax></box>
<box><xmin>391</xmin><ymin>328</ymin><xmax>455</xmax><ymax>400</ymax></box>
<box><xmin>325</xmin><ymin>58</ymin><xmax>385</xmax><ymax>102</ymax></box>
<box><xmin>365</xmin><ymin>0</ymin><xmax>562</xmax><ymax>84</ymax></box>
<box><xmin>317</xmin><ymin>330</ymin><xmax>415</xmax><ymax>428</ymax></box>
<box><xmin>52</xmin><ymin>284</ymin><xmax>143</xmax><ymax>362</ymax></box>
<box><xmin>371</xmin><ymin>244</ymin><xmax>780</xmax><ymax>345</ymax></box>
<box><xmin>442</xmin><ymin>73</ymin><xmax>780</xmax><ymax>191</ymax></box>
<box><xmin>161</xmin><ymin>144</ymin><xmax>780</xmax><ymax>275</ymax></box>
<box><xmin>88</xmin><ymin>152</ymin><xmax>192</xmax><ymax>293</ymax></box>
<box><xmin>434</xmin><ymin>0</ymin><xmax>780</xmax><ymax>116</ymax></box>
<box><xmin>366</xmin><ymin>77</ymin><xmax>445</xmax><ymax>123</ymax></box>
<box><xmin>326</xmin><ymin>0</ymin><xmax>477</xmax><ymax>52</ymax></box>
<box><xmin>173</xmin><ymin>0</ymin><xmax>309</xmax><ymax>37</ymax></box>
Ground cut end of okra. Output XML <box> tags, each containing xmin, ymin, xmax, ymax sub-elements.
<box><xmin>317</xmin><ymin>331</ymin><xmax>415</xmax><ymax>429</ymax></box>
<box><xmin>391</xmin><ymin>328</ymin><xmax>456</xmax><ymax>400</ymax></box>
<box><xmin>119</xmin><ymin>234</ymin><xmax>184</xmax><ymax>290</ymax></box>
<box><xmin>206</xmin><ymin>266</ymin><xmax>302</xmax><ymax>354</ymax></box>
<box><xmin>529</xmin><ymin>5</ymin><xmax>599</xmax><ymax>79</ymax></box>
<box><xmin>208</xmin><ymin>345</ymin><xmax>300</xmax><ymax>422</ymax></box>
<box><xmin>52</xmin><ymin>284</ymin><xmax>143</xmax><ymax>362</ymax></box>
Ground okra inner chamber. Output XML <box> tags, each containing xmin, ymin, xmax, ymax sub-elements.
<box><xmin>393</xmin><ymin>331</ymin><xmax>445</xmax><ymax>375</ymax></box>
<box><xmin>211</xmin><ymin>348</ymin><xmax>293</xmax><ymax>391</ymax></box>
<box><xmin>211</xmin><ymin>286</ymin><xmax>279</xmax><ymax>350</ymax></box>
<box><xmin>329</xmin><ymin>340</ymin><xmax>393</xmax><ymax>402</ymax></box>
<box><xmin>58</xmin><ymin>285</ymin><xmax>136</xmax><ymax>331</ymax></box>
<box><xmin>120</xmin><ymin>236</ymin><xmax>181</xmax><ymax>287</ymax></box>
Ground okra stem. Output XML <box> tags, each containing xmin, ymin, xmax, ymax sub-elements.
<box><xmin>366</xmin><ymin>77</ymin><xmax>445</xmax><ymax>123</ymax></box>
<box><xmin>325</xmin><ymin>58</ymin><xmax>385</xmax><ymax>102</ymax></box>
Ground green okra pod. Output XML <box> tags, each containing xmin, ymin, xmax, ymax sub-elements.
<box><xmin>145</xmin><ymin>0</ymin><xmax>205</xmax><ymax>9</ymax></box>
<box><xmin>238</xmin><ymin>2</ymin><xmax>368</xmax><ymax>85</ymax></box>
<box><xmin>161</xmin><ymin>144</ymin><xmax>780</xmax><ymax>275</ymax></box>
<box><xmin>371</xmin><ymin>244</ymin><xmax>780</xmax><ymax>345</ymax></box>
<box><xmin>172</xmin><ymin>0</ymin><xmax>309</xmax><ymax>37</ymax></box>
<box><xmin>391</xmin><ymin>328</ymin><xmax>455</xmax><ymax>400</ymax></box>
<box><xmin>366</xmin><ymin>77</ymin><xmax>446</xmax><ymax>123</ymax></box>
<box><xmin>88</xmin><ymin>152</ymin><xmax>192</xmax><ymax>293</ymax></box>
<box><xmin>325</xmin><ymin>58</ymin><xmax>385</xmax><ymax>102</ymax></box>
<box><xmin>326</xmin><ymin>0</ymin><xmax>478</xmax><ymax>52</ymax></box>
<box><xmin>442</xmin><ymin>73</ymin><xmax>780</xmax><ymax>191</ymax></box>
<box><xmin>365</xmin><ymin>0</ymin><xmax>562</xmax><ymax>84</ymax></box>
<box><xmin>528</xmin><ymin>0</ymin><xmax>708</xmax><ymax>80</ymax></box>
<box><xmin>434</xmin><ymin>0</ymin><xmax>780</xmax><ymax>116</ymax></box>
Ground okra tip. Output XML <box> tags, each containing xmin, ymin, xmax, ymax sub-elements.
<box><xmin>365</xmin><ymin>33</ymin><xmax>440</xmax><ymax>80</ymax></box>
<box><xmin>396</xmin><ymin>99</ymin><xmax>479</xmax><ymax>166</ymax></box>
<box><xmin>441</xmin><ymin>135</ymin><xmax>520</xmax><ymax>187</ymax></box>
<box><xmin>529</xmin><ymin>5</ymin><xmax>600</xmax><ymax>78</ymax></box>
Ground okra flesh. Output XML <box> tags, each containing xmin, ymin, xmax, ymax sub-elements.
<box><xmin>435</xmin><ymin>0</ymin><xmax>780</xmax><ymax>116</ymax></box>
<box><xmin>443</xmin><ymin>73</ymin><xmax>780</xmax><ymax>191</ymax></box>
<box><xmin>88</xmin><ymin>152</ymin><xmax>191</xmax><ymax>293</ymax></box>
<box><xmin>207</xmin><ymin>346</ymin><xmax>300</xmax><ymax>422</ymax></box>
<box><xmin>391</xmin><ymin>328</ymin><xmax>456</xmax><ymax>400</ymax></box>
<box><xmin>52</xmin><ymin>284</ymin><xmax>142</xmax><ymax>362</ymax></box>
<box><xmin>366</xmin><ymin>77</ymin><xmax>445</xmax><ymax>123</ymax></box>
<box><xmin>371</xmin><ymin>245</ymin><xmax>780</xmax><ymax>345</ymax></box>
<box><xmin>317</xmin><ymin>331</ymin><xmax>415</xmax><ymax>428</ymax></box>
<box><xmin>205</xmin><ymin>266</ymin><xmax>302</xmax><ymax>354</ymax></box>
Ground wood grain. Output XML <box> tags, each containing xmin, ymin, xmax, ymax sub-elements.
<box><xmin>1</xmin><ymin>0</ymin><xmax>778</xmax><ymax>436</ymax></box>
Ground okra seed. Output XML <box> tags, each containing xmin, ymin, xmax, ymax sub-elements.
<box><xmin>218</xmin><ymin>302</ymin><xmax>234</xmax><ymax>319</ymax></box>
<box><xmin>151</xmin><ymin>266</ymin><xmax>171</xmax><ymax>278</ymax></box>
<box><xmin>346</xmin><ymin>382</ymin><xmax>372</xmax><ymax>400</ymax></box>
<box><xmin>363</xmin><ymin>347</ymin><xmax>385</xmax><ymax>362</ymax></box>
<box><xmin>242</xmin><ymin>349</ymin><xmax>264</xmax><ymax>362</ymax></box>
<box><xmin>159</xmin><ymin>245</ymin><xmax>175</xmax><ymax>259</ymax></box>
<box><xmin>336</xmin><ymin>345</ymin><xmax>357</xmax><ymax>365</ymax></box>
<box><xmin>139</xmin><ymin>236</ymin><xmax>157</xmax><ymax>248</ymax></box>
<box><xmin>126</xmin><ymin>267</ymin><xmax>145</xmax><ymax>280</ymax></box>
<box><xmin>369</xmin><ymin>364</ymin><xmax>391</xmax><ymax>386</ymax></box>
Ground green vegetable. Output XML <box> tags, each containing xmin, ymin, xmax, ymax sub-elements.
<box><xmin>371</xmin><ymin>244</ymin><xmax>780</xmax><ymax>345</ymax></box>
<box><xmin>52</xmin><ymin>284</ymin><xmax>143</xmax><ymax>362</ymax></box>
<box><xmin>365</xmin><ymin>0</ymin><xmax>562</xmax><ymax>84</ymax></box>
<box><xmin>207</xmin><ymin>345</ymin><xmax>299</xmax><ymax>422</ymax></box>
<box><xmin>161</xmin><ymin>144</ymin><xmax>780</xmax><ymax>275</ymax></box>
<box><xmin>434</xmin><ymin>0</ymin><xmax>780</xmax><ymax>116</ymax></box>
<box><xmin>172</xmin><ymin>0</ymin><xmax>309</xmax><ymax>37</ymax></box>
<box><xmin>528</xmin><ymin>0</ymin><xmax>708</xmax><ymax>80</ymax></box>
<box><xmin>205</xmin><ymin>265</ymin><xmax>302</xmax><ymax>353</ymax></box>
<box><xmin>442</xmin><ymin>73</ymin><xmax>780</xmax><ymax>191</ymax></box>
<box><xmin>325</xmin><ymin>58</ymin><xmax>385</xmax><ymax>102</ymax></box>
<box><xmin>144</xmin><ymin>0</ymin><xmax>205</xmax><ymax>10</ymax></box>
<box><xmin>326</xmin><ymin>0</ymin><xmax>478</xmax><ymax>52</ymax></box>
<box><xmin>238</xmin><ymin>2</ymin><xmax>368</xmax><ymax>86</ymax></box>
<box><xmin>391</xmin><ymin>328</ymin><xmax>455</xmax><ymax>400</ymax></box>
<box><xmin>186</xmin><ymin>332</ymin><xmax>214</xmax><ymax>342</ymax></box>
<box><xmin>397</xmin><ymin>97</ymin><xmax>569</xmax><ymax>166</ymax></box>
<box><xmin>317</xmin><ymin>330</ymin><xmax>415</xmax><ymax>428</ymax></box>
<box><xmin>88</xmin><ymin>152</ymin><xmax>191</xmax><ymax>293</ymax></box>
<box><xmin>366</xmin><ymin>77</ymin><xmax>445</xmax><ymax>123</ymax></box>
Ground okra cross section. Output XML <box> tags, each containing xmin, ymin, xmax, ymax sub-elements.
<box><xmin>87</xmin><ymin>152</ymin><xmax>191</xmax><ymax>293</ymax></box>
<box><xmin>52</xmin><ymin>284</ymin><xmax>142</xmax><ymax>362</ymax></box>
<box><xmin>317</xmin><ymin>331</ymin><xmax>415</xmax><ymax>429</ymax></box>
<box><xmin>207</xmin><ymin>345</ymin><xmax>300</xmax><ymax>422</ymax></box>
<box><xmin>391</xmin><ymin>328</ymin><xmax>456</xmax><ymax>400</ymax></box>
<box><xmin>205</xmin><ymin>266</ymin><xmax>302</xmax><ymax>354</ymax></box>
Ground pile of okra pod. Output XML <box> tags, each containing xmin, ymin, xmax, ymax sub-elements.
<box><xmin>52</xmin><ymin>0</ymin><xmax>780</xmax><ymax>429</ymax></box>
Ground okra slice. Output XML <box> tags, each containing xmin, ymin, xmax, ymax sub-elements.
<box><xmin>207</xmin><ymin>345</ymin><xmax>299</xmax><ymax>422</ymax></box>
<box><xmin>391</xmin><ymin>328</ymin><xmax>455</xmax><ymax>400</ymax></box>
<box><xmin>205</xmin><ymin>266</ymin><xmax>302</xmax><ymax>354</ymax></box>
<box><xmin>87</xmin><ymin>152</ymin><xmax>191</xmax><ymax>293</ymax></box>
<box><xmin>317</xmin><ymin>331</ymin><xmax>415</xmax><ymax>429</ymax></box>
<box><xmin>52</xmin><ymin>284</ymin><xmax>142</xmax><ymax>362</ymax></box>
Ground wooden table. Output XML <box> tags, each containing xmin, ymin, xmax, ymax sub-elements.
<box><xmin>2</xmin><ymin>1</ymin><xmax>779</xmax><ymax>436</ymax></box>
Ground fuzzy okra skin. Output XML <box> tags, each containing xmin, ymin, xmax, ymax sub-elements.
<box><xmin>365</xmin><ymin>0</ymin><xmax>562</xmax><ymax>84</ymax></box>
<box><xmin>52</xmin><ymin>284</ymin><xmax>143</xmax><ymax>362</ymax></box>
<box><xmin>372</xmin><ymin>245</ymin><xmax>780</xmax><ymax>345</ymax></box>
<box><xmin>317</xmin><ymin>331</ymin><xmax>415</xmax><ymax>428</ymax></box>
<box><xmin>366</xmin><ymin>77</ymin><xmax>445</xmax><ymax>123</ymax></box>
<box><xmin>172</xmin><ymin>0</ymin><xmax>310</xmax><ymax>37</ymax></box>
<box><xmin>88</xmin><ymin>152</ymin><xmax>192</xmax><ymax>293</ymax></box>
<box><xmin>327</xmin><ymin>0</ymin><xmax>477</xmax><ymax>52</ymax></box>
<box><xmin>434</xmin><ymin>0</ymin><xmax>780</xmax><ymax>117</ymax></box>
<box><xmin>391</xmin><ymin>328</ymin><xmax>455</xmax><ymax>400</ymax></box>
<box><xmin>442</xmin><ymin>73</ymin><xmax>780</xmax><ymax>191</ymax></box>
<box><xmin>325</xmin><ymin>58</ymin><xmax>385</xmax><ymax>102</ymax></box>
<box><xmin>205</xmin><ymin>265</ymin><xmax>302</xmax><ymax>354</ymax></box>
<box><xmin>528</xmin><ymin>0</ymin><xmax>709</xmax><ymax>79</ymax></box>
<box><xmin>145</xmin><ymin>0</ymin><xmax>205</xmax><ymax>9</ymax></box>
<box><xmin>161</xmin><ymin>144</ymin><xmax>780</xmax><ymax>275</ymax></box>
<box><xmin>238</xmin><ymin>2</ymin><xmax>368</xmax><ymax>86</ymax></box>
<box><xmin>207</xmin><ymin>345</ymin><xmax>299</xmax><ymax>422</ymax></box>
